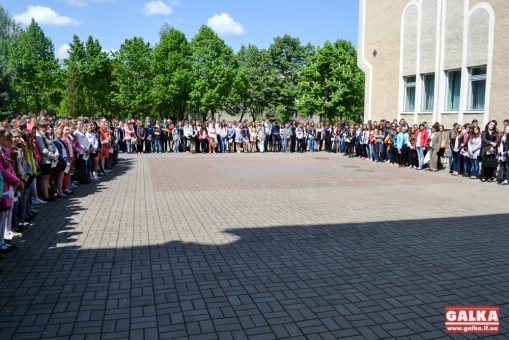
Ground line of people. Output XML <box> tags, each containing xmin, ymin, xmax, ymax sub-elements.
<box><xmin>118</xmin><ymin>117</ymin><xmax>509</xmax><ymax>183</ymax></box>
<box><xmin>0</xmin><ymin>112</ymin><xmax>120</xmax><ymax>272</ymax></box>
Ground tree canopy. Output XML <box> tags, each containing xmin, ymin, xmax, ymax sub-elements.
<box><xmin>0</xmin><ymin>4</ymin><xmax>365</xmax><ymax>122</ymax></box>
<box><xmin>298</xmin><ymin>40</ymin><xmax>364</xmax><ymax>122</ymax></box>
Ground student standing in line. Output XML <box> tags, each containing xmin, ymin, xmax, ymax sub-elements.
<box><xmin>450</xmin><ymin>124</ymin><xmax>464</xmax><ymax>176</ymax></box>
<box><xmin>153</xmin><ymin>122</ymin><xmax>162</xmax><ymax>154</ymax></box>
<box><xmin>500</xmin><ymin>125</ymin><xmax>509</xmax><ymax>185</ymax></box>
<box><xmin>415</xmin><ymin>124</ymin><xmax>429</xmax><ymax>170</ymax></box>
<box><xmin>468</xmin><ymin>125</ymin><xmax>482</xmax><ymax>179</ymax></box>
<box><xmin>428</xmin><ymin>124</ymin><xmax>442</xmax><ymax>172</ymax></box>
<box><xmin>480</xmin><ymin>120</ymin><xmax>501</xmax><ymax>182</ymax></box>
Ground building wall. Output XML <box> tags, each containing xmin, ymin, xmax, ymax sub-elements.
<box><xmin>358</xmin><ymin>0</ymin><xmax>509</xmax><ymax>128</ymax></box>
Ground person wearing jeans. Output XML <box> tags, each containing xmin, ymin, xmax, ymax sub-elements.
<box><xmin>124</xmin><ymin>122</ymin><xmax>134</xmax><ymax>153</ymax></box>
<box><xmin>450</xmin><ymin>124</ymin><xmax>464</xmax><ymax>176</ymax></box>
<box><xmin>415</xmin><ymin>124</ymin><xmax>429</xmax><ymax>170</ymax></box>
<box><xmin>172</xmin><ymin>127</ymin><xmax>180</xmax><ymax>153</ymax></box>
<box><xmin>308</xmin><ymin>123</ymin><xmax>316</xmax><ymax>152</ymax></box>
<box><xmin>218</xmin><ymin>122</ymin><xmax>227</xmax><ymax>153</ymax></box>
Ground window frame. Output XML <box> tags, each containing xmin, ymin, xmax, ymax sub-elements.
<box><xmin>421</xmin><ymin>73</ymin><xmax>435</xmax><ymax>112</ymax></box>
<box><xmin>403</xmin><ymin>75</ymin><xmax>416</xmax><ymax>112</ymax></box>
<box><xmin>467</xmin><ymin>66</ymin><xmax>487</xmax><ymax>111</ymax></box>
<box><xmin>444</xmin><ymin>69</ymin><xmax>461</xmax><ymax>112</ymax></box>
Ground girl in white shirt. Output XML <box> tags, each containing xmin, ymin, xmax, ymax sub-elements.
<box><xmin>86</xmin><ymin>125</ymin><xmax>100</xmax><ymax>179</ymax></box>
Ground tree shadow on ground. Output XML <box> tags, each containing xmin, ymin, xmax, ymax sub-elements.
<box><xmin>0</xmin><ymin>167</ymin><xmax>508</xmax><ymax>339</ymax></box>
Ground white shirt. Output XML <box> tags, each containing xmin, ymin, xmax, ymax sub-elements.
<box><xmin>74</xmin><ymin>130</ymin><xmax>90</xmax><ymax>155</ymax></box>
<box><xmin>86</xmin><ymin>132</ymin><xmax>99</xmax><ymax>152</ymax></box>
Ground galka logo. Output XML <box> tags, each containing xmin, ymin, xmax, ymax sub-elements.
<box><xmin>445</xmin><ymin>306</ymin><xmax>499</xmax><ymax>333</ymax></box>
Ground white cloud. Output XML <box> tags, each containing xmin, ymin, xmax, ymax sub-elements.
<box><xmin>207</xmin><ymin>13</ymin><xmax>245</xmax><ymax>37</ymax></box>
<box><xmin>14</xmin><ymin>6</ymin><xmax>80</xmax><ymax>27</ymax></box>
<box><xmin>102</xmin><ymin>48</ymin><xmax>116</xmax><ymax>54</ymax></box>
<box><xmin>57</xmin><ymin>44</ymin><xmax>70</xmax><ymax>59</ymax></box>
<box><xmin>142</xmin><ymin>1</ymin><xmax>172</xmax><ymax>16</ymax></box>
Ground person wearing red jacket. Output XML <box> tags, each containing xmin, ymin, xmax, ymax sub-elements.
<box><xmin>414</xmin><ymin>124</ymin><xmax>429</xmax><ymax>170</ymax></box>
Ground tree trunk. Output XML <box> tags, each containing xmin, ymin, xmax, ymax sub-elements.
<box><xmin>35</xmin><ymin>95</ymin><xmax>40</xmax><ymax>114</ymax></box>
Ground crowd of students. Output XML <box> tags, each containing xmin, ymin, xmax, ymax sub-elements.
<box><xmin>0</xmin><ymin>111</ymin><xmax>123</xmax><ymax>272</ymax></box>
<box><xmin>127</xmin><ymin>117</ymin><xmax>509</xmax><ymax>186</ymax></box>
<box><xmin>1</xmin><ymin>113</ymin><xmax>508</xmax><ymax>272</ymax></box>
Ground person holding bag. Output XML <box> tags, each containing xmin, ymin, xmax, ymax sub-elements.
<box><xmin>480</xmin><ymin>120</ymin><xmax>501</xmax><ymax>182</ymax></box>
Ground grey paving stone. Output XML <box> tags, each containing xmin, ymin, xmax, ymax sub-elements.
<box><xmin>0</xmin><ymin>153</ymin><xmax>505</xmax><ymax>339</ymax></box>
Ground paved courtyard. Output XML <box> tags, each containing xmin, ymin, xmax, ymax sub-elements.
<box><xmin>0</xmin><ymin>152</ymin><xmax>508</xmax><ymax>340</ymax></box>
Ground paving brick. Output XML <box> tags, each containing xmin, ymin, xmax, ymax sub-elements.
<box><xmin>0</xmin><ymin>153</ymin><xmax>506</xmax><ymax>339</ymax></box>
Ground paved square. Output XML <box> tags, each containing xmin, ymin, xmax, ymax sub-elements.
<box><xmin>0</xmin><ymin>152</ymin><xmax>508</xmax><ymax>339</ymax></box>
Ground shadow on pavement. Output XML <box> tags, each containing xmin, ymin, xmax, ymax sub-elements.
<box><xmin>0</xmin><ymin>160</ymin><xmax>507</xmax><ymax>339</ymax></box>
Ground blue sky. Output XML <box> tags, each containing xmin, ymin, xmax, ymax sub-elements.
<box><xmin>2</xmin><ymin>0</ymin><xmax>359</xmax><ymax>59</ymax></box>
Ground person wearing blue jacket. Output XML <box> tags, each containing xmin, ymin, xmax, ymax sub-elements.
<box><xmin>396</xmin><ymin>127</ymin><xmax>407</xmax><ymax>167</ymax></box>
<box><xmin>271</xmin><ymin>122</ymin><xmax>280</xmax><ymax>152</ymax></box>
<box><xmin>144</xmin><ymin>120</ymin><xmax>153</xmax><ymax>154</ymax></box>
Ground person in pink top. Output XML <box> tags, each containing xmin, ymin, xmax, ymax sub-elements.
<box><xmin>0</xmin><ymin>127</ymin><xmax>22</xmax><ymax>252</ymax></box>
<box><xmin>124</xmin><ymin>121</ymin><xmax>135</xmax><ymax>153</ymax></box>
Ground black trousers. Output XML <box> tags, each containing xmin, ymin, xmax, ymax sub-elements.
<box><xmin>144</xmin><ymin>139</ymin><xmax>151</xmax><ymax>153</ymax></box>
<box><xmin>482</xmin><ymin>154</ymin><xmax>497</xmax><ymax>178</ymax></box>
<box><xmin>200</xmin><ymin>139</ymin><xmax>208</xmax><ymax>153</ymax></box>
<box><xmin>76</xmin><ymin>154</ymin><xmax>86</xmax><ymax>183</ymax></box>
<box><xmin>264</xmin><ymin>135</ymin><xmax>271</xmax><ymax>152</ymax></box>
<box><xmin>137</xmin><ymin>141</ymin><xmax>144</xmax><ymax>153</ymax></box>
<box><xmin>347</xmin><ymin>142</ymin><xmax>355</xmax><ymax>156</ymax></box>
<box><xmin>297</xmin><ymin>139</ymin><xmax>303</xmax><ymax>152</ymax></box>
<box><xmin>325</xmin><ymin>134</ymin><xmax>332</xmax><ymax>152</ymax></box>
<box><xmin>290</xmin><ymin>137</ymin><xmax>296</xmax><ymax>152</ymax></box>
<box><xmin>162</xmin><ymin>135</ymin><xmax>168</xmax><ymax>152</ymax></box>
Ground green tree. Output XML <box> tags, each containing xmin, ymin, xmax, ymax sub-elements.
<box><xmin>10</xmin><ymin>19</ymin><xmax>58</xmax><ymax>114</ymax></box>
<box><xmin>111</xmin><ymin>37</ymin><xmax>152</xmax><ymax>118</ymax></box>
<box><xmin>64</xmin><ymin>63</ymin><xmax>87</xmax><ymax>117</ymax></box>
<box><xmin>268</xmin><ymin>35</ymin><xmax>314</xmax><ymax>118</ymax></box>
<box><xmin>66</xmin><ymin>35</ymin><xmax>112</xmax><ymax>117</ymax></box>
<box><xmin>189</xmin><ymin>25</ymin><xmax>239</xmax><ymax>120</ymax></box>
<box><xmin>0</xmin><ymin>5</ymin><xmax>21</xmax><ymax>116</ymax></box>
<box><xmin>297</xmin><ymin>40</ymin><xmax>364</xmax><ymax>122</ymax></box>
<box><xmin>152</xmin><ymin>27</ymin><xmax>193</xmax><ymax>120</ymax></box>
<box><xmin>225</xmin><ymin>45</ymin><xmax>276</xmax><ymax>122</ymax></box>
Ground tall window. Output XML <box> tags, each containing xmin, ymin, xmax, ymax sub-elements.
<box><xmin>404</xmin><ymin>76</ymin><xmax>416</xmax><ymax>112</ymax></box>
<box><xmin>421</xmin><ymin>74</ymin><xmax>435</xmax><ymax>111</ymax></box>
<box><xmin>445</xmin><ymin>70</ymin><xmax>461</xmax><ymax>111</ymax></box>
<box><xmin>468</xmin><ymin>66</ymin><xmax>486</xmax><ymax>110</ymax></box>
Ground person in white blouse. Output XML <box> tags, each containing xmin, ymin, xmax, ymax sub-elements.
<box><xmin>86</xmin><ymin>125</ymin><xmax>100</xmax><ymax>179</ymax></box>
<box><xmin>73</xmin><ymin>120</ymin><xmax>91</xmax><ymax>184</ymax></box>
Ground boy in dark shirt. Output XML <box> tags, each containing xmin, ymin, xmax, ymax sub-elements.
<box><xmin>153</xmin><ymin>123</ymin><xmax>162</xmax><ymax>154</ymax></box>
